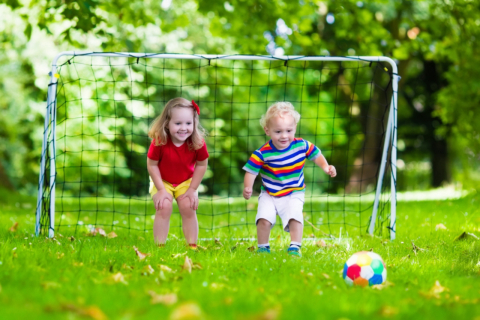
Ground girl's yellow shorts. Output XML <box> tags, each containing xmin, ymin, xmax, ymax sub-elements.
<box><xmin>149</xmin><ymin>178</ymin><xmax>195</xmax><ymax>199</ymax></box>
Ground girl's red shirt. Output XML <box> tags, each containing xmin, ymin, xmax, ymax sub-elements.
<box><xmin>147</xmin><ymin>138</ymin><xmax>209</xmax><ymax>185</ymax></box>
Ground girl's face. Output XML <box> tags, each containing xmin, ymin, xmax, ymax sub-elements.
<box><xmin>168</xmin><ymin>107</ymin><xmax>195</xmax><ymax>146</ymax></box>
<box><xmin>264</xmin><ymin>114</ymin><xmax>297</xmax><ymax>150</ymax></box>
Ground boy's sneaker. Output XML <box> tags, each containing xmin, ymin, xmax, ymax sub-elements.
<box><xmin>257</xmin><ymin>247</ymin><xmax>271</xmax><ymax>254</ymax></box>
<box><xmin>287</xmin><ymin>247</ymin><xmax>302</xmax><ymax>257</ymax></box>
<box><xmin>188</xmin><ymin>244</ymin><xmax>198</xmax><ymax>251</ymax></box>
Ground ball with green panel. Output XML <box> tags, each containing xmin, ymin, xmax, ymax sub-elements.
<box><xmin>343</xmin><ymin>251</ymin><xmax>387</xmax><ymax>287</ymax></box>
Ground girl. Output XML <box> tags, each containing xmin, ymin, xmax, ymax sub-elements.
<box><xmin>147</xmin><ymin>98</ymin><xmax>208</xmax><ymax>248</ymax></box>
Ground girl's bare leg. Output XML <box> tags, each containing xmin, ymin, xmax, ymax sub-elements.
<box><xmin>177</xmin><ymin>197</ymin><xmax>198</xmax><ymax>244</ymax></box>
<box><xmin>153</xmin><ymin>199</ymin><xmax>173</xmax><ymax>244</ymax></box>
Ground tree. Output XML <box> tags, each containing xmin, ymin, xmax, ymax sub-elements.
<box><xmin>197</xmin><ymin>0</ymin><xmax>480</xmax><ymax>189</ymax></box>
<box><xmin>1</xmin><ymin>0</ymin><xmax>479</xmax><ymax>193</ymax></box>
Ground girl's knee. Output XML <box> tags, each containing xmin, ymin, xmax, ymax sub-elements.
<box><xmin>156</xmin><ymin>201</ymin><xmax>173</xmax><ymax>219</ymax></box>
<box><xmin>178</xmin><ymin>198</ymin><xmax>194</xmax><ymax>212</ymax></box>
<box><xmin>178</xmin><ymin>201</ymin><xmax>196</xmax><ymax>219</ymax></box>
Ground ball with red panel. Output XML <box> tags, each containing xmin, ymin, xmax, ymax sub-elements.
<box><xmin>343</xmin><ymin>251</ymin><xmax>387</xmax><ymax>287</ymax></box>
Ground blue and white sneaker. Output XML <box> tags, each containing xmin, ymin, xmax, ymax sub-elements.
<box><xmin>287</xmin><ymin>247</ymin><xmax>302</xmax><ymax>257</ymax></box>
<box><xmin>257</xmin><ymin>247</ymin><xmax>271</xmax><ymax>254</ymax></box>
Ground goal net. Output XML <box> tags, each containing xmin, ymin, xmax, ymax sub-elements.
<box><xmin>35</xmin><ymin>53</ymin><xmax>399</xmax><ymax>240</ymax></box>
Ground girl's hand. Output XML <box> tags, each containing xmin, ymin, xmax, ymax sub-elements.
<box><xmin>153</xmin><ymin>189</ymin><xmax>173</xmax><ymax>211</ymax></box>
<box><xmin>325</xmin><ymin>165</ymin><xmax>337</xmax><ymax>178</ymax></box>
<box><xmin>177</xmin><ymin>188</ymin><xmax>199</xmax><ymax>210</ymax></box>
<box><xmin>243</xmin><ymin>187</ymin><xmax>252</xmax><ymax>200</ymax></box>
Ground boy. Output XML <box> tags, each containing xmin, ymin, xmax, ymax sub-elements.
<box><xmin>242</xmin><ymin>102</ymin><xmax>336</xmax><ymax>257</ymax></box>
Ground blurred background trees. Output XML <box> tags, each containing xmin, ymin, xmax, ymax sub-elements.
<box><xmin>1</xmin><ymin>0</ymin><xmax>479</xmax><ymax>194</ymax></box>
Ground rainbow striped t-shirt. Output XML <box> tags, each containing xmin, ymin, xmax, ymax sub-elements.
<box><xmin>243</xmin><ymin>138</ymin><xmax>321</xmax><ymax>197</ymax></box>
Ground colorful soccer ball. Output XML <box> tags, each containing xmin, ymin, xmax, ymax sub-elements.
<box><xmin>343</xmin><ymin>251</ymin><xmax>387</xmax><ymax>287</ymax></box>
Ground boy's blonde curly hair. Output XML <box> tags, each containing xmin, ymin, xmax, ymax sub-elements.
<box><xmin>260</xmin><ymin>102</ymin><xmax>301</xmax><ymax>128</ymax></box>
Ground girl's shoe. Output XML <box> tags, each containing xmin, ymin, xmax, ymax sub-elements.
<box><xmin>287</xmin><ymin>247</ymin><xmax>302</xmax><ymax>257</ymax></box>
<box><xmin>257</xmin><ymin>247</ymin><xmax>271</xmax><ymax>253</ymax></box>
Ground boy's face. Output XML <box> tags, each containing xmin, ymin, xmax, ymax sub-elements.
<box><xmin>264</xmin><ymin>114</ymin><xmax>297</xmax><ymax>150</ymax></box>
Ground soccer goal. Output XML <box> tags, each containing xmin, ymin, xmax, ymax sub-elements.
<box><xmin>35</xmin><ymin>52</ymin><xmax>399</xmax><ymax>240</ymax></box>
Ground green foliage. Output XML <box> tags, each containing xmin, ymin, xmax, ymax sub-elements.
<box><xmin>1</xmin><ymin>0</ymin><xmax>480</xmax><ymax>193</ymax></box>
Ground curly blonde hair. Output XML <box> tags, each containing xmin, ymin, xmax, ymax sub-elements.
<box><xmin>260</xmin><ymin>101</ymin><xmax>301</xmax><ymax>128</ymax></box>
<box><xmin>148</xmin><ymin>97</ymin><xmax>207</xmax><ymax>150</ymax></box>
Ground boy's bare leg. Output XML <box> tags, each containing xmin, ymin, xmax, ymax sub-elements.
<box><xmin>288</xmin><ymin>219</ymin><xmax>303</xmax><ymax>243</ymax></box>
<box><xmin>177</xmin><ymin>197</ymin><xmax>199</xmax><ymax>244</ymax></box>
<box><xmin>153</xmin><ymin>199</ymin><xmax>173</xmax><ymax>244</ymax></box>
<box><xmin>257</xmin><ymin>218</ymin><xmax>272</xmax><ymax>244</ymax></box>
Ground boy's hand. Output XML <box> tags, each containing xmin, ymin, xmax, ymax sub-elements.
<box><xmin>153</xmin><ymin>189</ymin><xmax>173</xmax><ymax>211</ymax></box>
<box><xmin>177</xmin><ymin>188</ymin><xmax>199</xmax><ymax>210</ymax></box>
<box><xmin>243</xmin><ymin>187</ymin><xmax>252</xmax><ymax>200</ymax></box>
<box><xmin>325</xmin><ymin>165</ymin><xmax>337</xmax><ymax>178</ymax></box>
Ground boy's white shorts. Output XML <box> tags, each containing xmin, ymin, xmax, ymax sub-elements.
<box><xmin>256</xmin><ymin>191</ymin><xmax>305</xmax><ymax>232</ymax></box>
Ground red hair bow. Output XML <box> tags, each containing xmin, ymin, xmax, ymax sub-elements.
<box><xmin>192</xmin><ymin>100</ymin><xmax>200</xmax><ymax>115</ymax></box>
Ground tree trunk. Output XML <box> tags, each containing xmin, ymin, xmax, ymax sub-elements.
<box><xmin>424</xmin><ymin>60</ymin><xmax>450</xmax><ymax>187</ymax></box>
<box><xmin>346</xmin><ymin>70</ymin><xmax>392</xmax><ymax>194</ymax></box>
<box><xmin>0</xmin><ymin>161</ymin><xmax>14</xmax><ymax>190</ymax></box>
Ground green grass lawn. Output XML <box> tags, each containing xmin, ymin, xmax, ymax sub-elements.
<box><xmin>1</xmin><ymin>190</ymin><xmax>479</xmax><ymax>319</ymax></box>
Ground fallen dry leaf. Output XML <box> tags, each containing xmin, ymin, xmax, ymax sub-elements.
<box><xmin>111</xmin><ymin>272</ymin><xmax>128</xmax><ymax>284</ymax></box>
<box><xmin>316</xmin><ymin>240</ymin><xmax>327</xmax><ymax>247</ymax></box>
<box><xmin>411</xmin><ymin>241</ymin><xmax>425</xmax><ymax>255</ymax></box>
<box><xmin>87</xmin><ymin>228</ymin><xmax>107</xmax><ymax>237</ymax></box>
<box><xmin>421</xmin><ymin>280</ymin><xmax>449</xmax><ymax>299</ymax></box>
<box><xmin>322</xmin><ymin>273</ymin><xmax>330</xmax><ymax>279</ymax></box>
<box><xmin>379</xmin><ymin>305</ymin><xmax>398</xmax><ymax>317</ymax></box>
<box><xmin>107</xmin><ymin>231</ymin><xmax>117</xmax><ymax>239</ymax></box>
<box><xmin>121</xmin><ymin>263</ymin><xmax>134</xmax><ymax>270</ymax></box>
<box><xmin>148</xmin><ymin>291</ymin><xmax>177</xmax><ymax>306</ymax></box>
<box><xmin>435</xmin><ymin>223</ymin><xmax>447</xmax><ymax>231</ymax></box>
<box><xmin>159</xmin><ymin>270</ymin><xmax>168</xmax><ymax>281</ymax></box>
<box><xmin>372</xmin><ymin>281</ymin><xmax>395</xmax><ymax>290</ymax></box>
<box><xmin>254</xmin><ymin>307</ymin><xmax>281</xmax><ymax>320</ymax></box>
<box><xmin>69</xmin><ymin>236</ymin><xmax>75</xmax><ymax>242</ymax></box>
<box><xmin>41</xmin><ymin>281</ymin><xmax>61</xmax><ymax>289</ymax></box>
<box><xmin>83</xmin><ymin>306</ymin><xmax>108</xmax><ymax>320</ymax></box>
<box><xmin>142</xmin><ymin>265</ymin><xmax>155</xmax><ymax>275</ymax></box>
<box><xmin>247</xmin><ymin>246</ymin><xmax>255</xmax><ymax>252</ymax></box>
<box><xmin>182</xmin><ymin>256</ymin><xmax>192</xmax><ymax>273</ymax></box>
<box><xmin>169</xmin><ymin>302</ymin><xmax>202</xmax><ymax>320</ymax></box>
<box><xmin>9</xmin><ymin>222</ymin><xmax>18</xmax><ymax>232</ymax></box>
<box><xmin>454</xmin><ymin>232</ymin><xmax>479</xmax><ymax>241</ymax></box>
<box><xmin>430</xmin><ymin>280</ymin><xmax>448</xmax><ymax>296</ymax></box>
<box><xmin>210</xmin><ymin>282</ymin><xmax>225</xmax><ymax>290</ymax></box>
<box><xmin>215</xmin><ymin>238</ymin><xmax>223</xmax><ymax>247</ymax></box>
<box><xmin>60</xmin><ymin>304</ymin><xmax>108</xmax><ymax>320</ymax></box>
<box><xmin>171</xmin><ymin>252</ymin><xmax>187</xmax><ymax>259</ymax></box>
<box><xmin>133</xmin><ymin>246</ymin><xmax>150</xmax><ymax>260</ymax></box>
<box><xmin>193</xmin><ymin>262</ymin><xmax>203</xmax><ymax>270</ymax></box>
<box><xmin>159</xmin><ymin>264</ymin><xmax>173</xmax><ymax>273</ymax></box>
